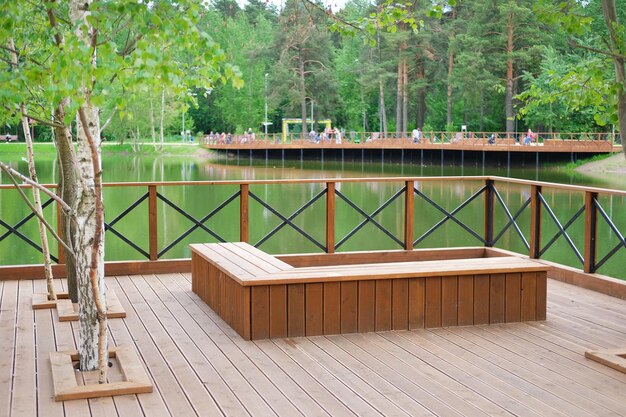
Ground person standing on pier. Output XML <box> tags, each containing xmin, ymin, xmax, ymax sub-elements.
<box><xmin>412</xmin><ymin>127</ymin><xmax>422</xmax><ymax>143</ymax></box>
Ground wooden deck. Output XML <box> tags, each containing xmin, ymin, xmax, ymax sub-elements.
<box><xmin>203</xmin><ymin>140</ymin><xmax>623</xmax><ymax>154</ymax></box>
<box><xmin>2</xmin><ymin>274</ymin><xmax>625</xmax><ymax>417</ymax></box>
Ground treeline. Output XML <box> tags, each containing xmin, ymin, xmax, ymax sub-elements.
<box><xmin>196</xmin><ymin>0</ymin><xmax>624</xmax><ymax>138</ymax></box>
<box><xmin>10</xmin><ymin>0</ymin><xmax>624</xmax><ymax>142</ymax></box>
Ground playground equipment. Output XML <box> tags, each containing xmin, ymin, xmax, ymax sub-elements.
<box><xmin>281</xmin><ymin>118</ymin><xmax>331</xmax><ymax>143</ymax></box>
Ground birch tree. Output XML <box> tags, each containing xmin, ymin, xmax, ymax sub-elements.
<box><xmin>0</xmin><ymin>0</ymin><xmax>240</xmax><ymax>379</ymax></box>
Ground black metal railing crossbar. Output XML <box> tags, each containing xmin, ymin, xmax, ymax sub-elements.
<box><xmin>491</xmin><ymin>186</ymin><xmax>530</xmax><ymax>250</ymax></box>
<box><xmin>249</xmin><ymin>191</ymin><xmax>326</xmax><ymax>251</ymax></box>
<box><xmin>253</xmin><ymin>188</ymin><xmax>327</xmax><ymax>249</ymax></box>
<box><xmin>106</xmin><ymin>192</ymin><xmax>149</xmax><ymax>228</ymax></box>
<box><xmin>157</xmin><ymin>191</ymin><xmax>236</xmax><ymax>257</ymax></box>
<box><xmin>334</xmin><ymin>187</ymin><xmax>406</xmax><ymax>250</ymax></box>
<box><xmin>0</xmin><ymin>197</ymin><xmax>58</xmax><ymax>263</ymax></box>
<box><xmin>104</xmin><ymin>193</ymin><xmax>151</xmax><ymax>259</ymax></box>
<box><xmin>538</xmin><ymin>193</ymin><xmax>584</xmax><ymax>265</ymax></box>
<box><xmin>0</xmin><ymin>197</ymin><xmax>55</xmax><ymax>241</ymax></box>
<box><xmin>593</xmin><ymin>198</ymin><xmax>626</xmax><ymax>271</ymax></box>
<box><xmin>413</xmin><ymin>185</ymin><xmax>487</xmax><ymax>247</ymax></box>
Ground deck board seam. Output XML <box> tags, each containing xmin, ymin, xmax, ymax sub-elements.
<box><xmin>132</xmin><ymin>274</ymin><xmax>225</xmax><ymax>416</ymax></box>
<box><xmin>343</xmin><ymin>332</ymin><xmax>497</xmax><ymax>416</ymax></box>
<box><xmin>111</xmin><ymin>275</ymin><xmax>199</xmax><ymax>417</ymax></box>
<box><xmin>148</xmin><ymin>272</ymin><xmax>269</xmax><ymax>417</ymax></box>
<box><xmin>435</xmin><ymin>327</ymin><xmax>614</xmax><ymax>416</ymax></box>
<box><xmin>160</xmin><ymin>272</ymin><xmax>299</xmax><ymax>417</ymax></box>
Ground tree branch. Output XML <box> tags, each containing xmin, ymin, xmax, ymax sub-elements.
<box><xmin>0</xmin><ymin>163</ymin><xmax>75</xmax><ymax>256</ymax></box>
<box><xmin>300</xmin><ymin>0</ymin><xmax>363</xmax><ymax>32</ymax></box>
<box><xmin>569</xmin><ymin>39</ymin><xmax>626</xmax><ymax>61</ymax></box>
<box><xmin>0</xmin><ymin>163</ymin><xmax>73</xmax><ymax>212</ymax></box>
<box><xmin>1</xmin><ymin>105</ymin><xmax>66</xmax><ymax>128</ymax></box>
<box><xmin>99</xmin><ymin>108</ymin><xmax>116</xmax><ymax>133</ymax></box>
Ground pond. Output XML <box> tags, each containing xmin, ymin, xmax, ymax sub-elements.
<box><xmin>1</xmin><ymin>152</ymin><xmax>625</xmax><ymax>279</ymax></box>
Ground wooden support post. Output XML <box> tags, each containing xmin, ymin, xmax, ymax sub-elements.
<box><xmin>56</xmin><ymin>200</ymin><xmax>65</xmax><ymax>264</ymax></box>
<box><xmin>484</xmin><ymin>179</ymin><xmax>495</xmax><ymax>247</ymax></box>
<box><xmin>405</xmin><ymin>180</ymin><xmax>414</xmax><ymax>250</ymax></box>
<box><xmin>240</xmin><ymin>184</ymin><xmax>249</xmax><ymax>243</ymax></box>
<box><xmin>148</xmin><ymin>185</ymin><xmax>158</xmax><ymax>261</ymax></box>
<box><xmin>584</xmin><ymin>192</ymin><xmax>598</xmax><ymax>273</ymax></box>
<box><xmin>326</xmin><ymin>182</ymin><xmax>335</xmax><ymax>253</ymax></box>
<box><xmin>529</xmin><ymin>185</ymin><xmax>542</xmax><ymax>259</ymax></box>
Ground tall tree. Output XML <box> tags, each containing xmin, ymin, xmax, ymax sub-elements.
<box><xmin>273</xmin><ymin>0</ymin><xmax>337</xmax><ymax>137</ymax></box>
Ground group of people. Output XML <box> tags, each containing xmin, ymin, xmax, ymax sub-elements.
<box><xmin>309</xmin><ymin>127</ymin><xmax>344</xmax><ymax>144</ymax></box>
<box><xmin>208</xmin><ymin>131</ymin><xmax>233</xmax><ymax>144</ymax></box>
<box><xmin>207</xmin><ymin>129</ymin><xmax>256</xmax><ymax>144</ymax></box>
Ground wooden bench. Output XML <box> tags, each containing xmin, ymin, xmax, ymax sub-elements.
<box><xmin>0</xmin><ymin>134</ymin><xmax>17</xmax><ymax>142</ymax></box>
<box><xmin>191</xmin><ymin>242</ymin><xmax>549</xmax><ymax>340</ymax></box>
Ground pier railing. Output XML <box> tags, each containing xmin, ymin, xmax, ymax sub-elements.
<box><xmin>1</xmin><ymin>177</ymin><xmax>625</xmax><ymax>282</ymax></box>
<box><xmin>200</xmin><ymin>131</ymin><xmax>621</xmax><ymax>148</ymax></box>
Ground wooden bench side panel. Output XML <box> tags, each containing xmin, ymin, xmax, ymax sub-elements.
<box><xmin>457</xmin><ymin>275</ymin><xmax>474</xmax><ymax>326</ymax></box>
<box><xmin>251</xmin><ymin>286</ymin><xmax>270</xmax><ymax>340</ymax></box>
<box><xmin>391</xmin><ymin>279</ymin><xmax>409</xmax><ymax>330</ymax></box>
<box><xmin>375</xmin><ymin>280</ymin><xmax>392</xmax><ymax>332</ymax></box>
<box><xmin>192</xmin><ymin>246</ymin><xmax>549</xmax><ymax>340</ymax></box>
<box><xmin>269</xmin><ymin>285</ymin><xmax>287</xmax><ymax>338</ymax></box>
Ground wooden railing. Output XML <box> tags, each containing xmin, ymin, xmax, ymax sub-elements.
<box><xmin>1</xmin><ymin>176</ymin><xmax>626</xmax><ymax>281</ymax></box>
<box><xmin>200</xmin><ymin>131</ymin><xmax>621</xmax><ymax>148</ymax></box>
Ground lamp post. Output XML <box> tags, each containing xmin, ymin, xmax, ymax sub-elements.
<box><xmin>264</xmin><ymin>73</ymin><xmax>269</xmax><ymax>138</ymax></box>
<box><xmin>310</xmin><ymin>98</ymin><xmax>314</xmax><ymax>132</ymax></box>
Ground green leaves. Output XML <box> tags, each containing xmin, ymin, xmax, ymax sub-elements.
<box><xmin>0</xmin><ymin>0</ymin><xmax>242</xmax><ymax>130</ymax></box>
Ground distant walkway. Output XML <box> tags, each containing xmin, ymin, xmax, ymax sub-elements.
<box><xmin>202</xmin><ymin>131</ymin><xmax>622</xmax><ymax>154</ymax></box>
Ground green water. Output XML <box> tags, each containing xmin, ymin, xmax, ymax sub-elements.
<box><xmin>1</xmin><ymin>152</ymin><xmax>625</xmax><ymax>279</ymax></box>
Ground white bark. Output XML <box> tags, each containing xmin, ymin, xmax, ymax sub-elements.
<box><xmin>159</xmin><ymin>90</ymin><xmax>165</xmax><ymax>148</ymax></box>
<box><xmin>150</xmin><ymin>97</ymin><xmax>156</xmax><ymax>144</ymax></box>
<box><xmin>70</xmin><ymin>0</ymin><xmax>108</xmax><ymax>380</ymax></box>
<box><xmin>8</xmin><ymin>38</ymin><xmax>56</xmax><ymax>300</ymax></box>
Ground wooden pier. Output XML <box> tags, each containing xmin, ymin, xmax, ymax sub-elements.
<box><xmin>1</xmin><ymin>274</ymin><xmax>625</xmax><ymax>417</ymax></box>
<box><xmin>201</xmin><ymin>132</ymin><xmax>622</xmax><ymax>156</ymax></box>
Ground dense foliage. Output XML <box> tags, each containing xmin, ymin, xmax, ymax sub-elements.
<box><xmin>2</xmin><ymin>0</ymin><xmax>625</xmax><ymax>140</ymax></box>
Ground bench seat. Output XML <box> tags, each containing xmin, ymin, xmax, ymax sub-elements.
<box><xmin>191</xmin><ymin>242</ymin><xmax>549</xmax><ymax>340</ymax></box>
<box><xmin>250</xmin><ymin>256</ymin><xmax>547</xmax><ymax>285</ymax></box>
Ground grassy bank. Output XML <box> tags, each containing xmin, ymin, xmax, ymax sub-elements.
<box><xmin>561</xmin><ymin>153</ymin><xmax>614</xmax><ymax>170</ymax></box>
<box><xmin>0</xmin><ymin>142</ymin><xmax>208</xmax><ymax>157</ymax></box>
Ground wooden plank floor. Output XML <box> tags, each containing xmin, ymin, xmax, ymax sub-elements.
<box><xmin>1</xmin><ymin>275</ymin><xmax>625</xmax><ymax>417</ymax></box>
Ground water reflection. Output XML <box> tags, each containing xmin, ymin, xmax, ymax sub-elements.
<box><xmin>1</xmin><ymin>154</ymin><xmax>625</xmax><ymax>279</ymax></box>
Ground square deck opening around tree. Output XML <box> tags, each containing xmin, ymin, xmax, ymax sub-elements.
<box><xmin>50</xmin><ymin>345</ymin><xmax>153</xmax><ymax>401</ymax></box>
<box><xmin>585</xmin><ymin>348</ymin><xmax>626</xmax><ymax>374</ymax></box>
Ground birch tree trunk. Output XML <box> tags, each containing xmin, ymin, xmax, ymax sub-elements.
<box><xmin>8</xmin><ymin>38</ymin><xmax>56</xmax><ymax>300</ymax></box>
<box><xmin>46</xmin><ymin>2</ymin><xmax>80</xmax><ymax>304</ymax></box>
<box><xmin>150</xmin><ymin>97</ymin><xmax>156</xmax><ymax>144</ymax></box>
<box><xmin>54</xmin><ymin>102</ymin><xmax>79</xmax><ymax>303</ymax></box>
<box><xmin>70</xmin><ymin>0</ymin><xmax>108</xmax><ymax>380</ymax></box>
<box><xmin>75</xmin><ymin>103</ymin><xmax>107</xmax><ymax>377</ymax></box>
<box><xmin>159</xmin><ymin>90</ymin><xmax>165</xmax><ymax>148</ymax></box>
